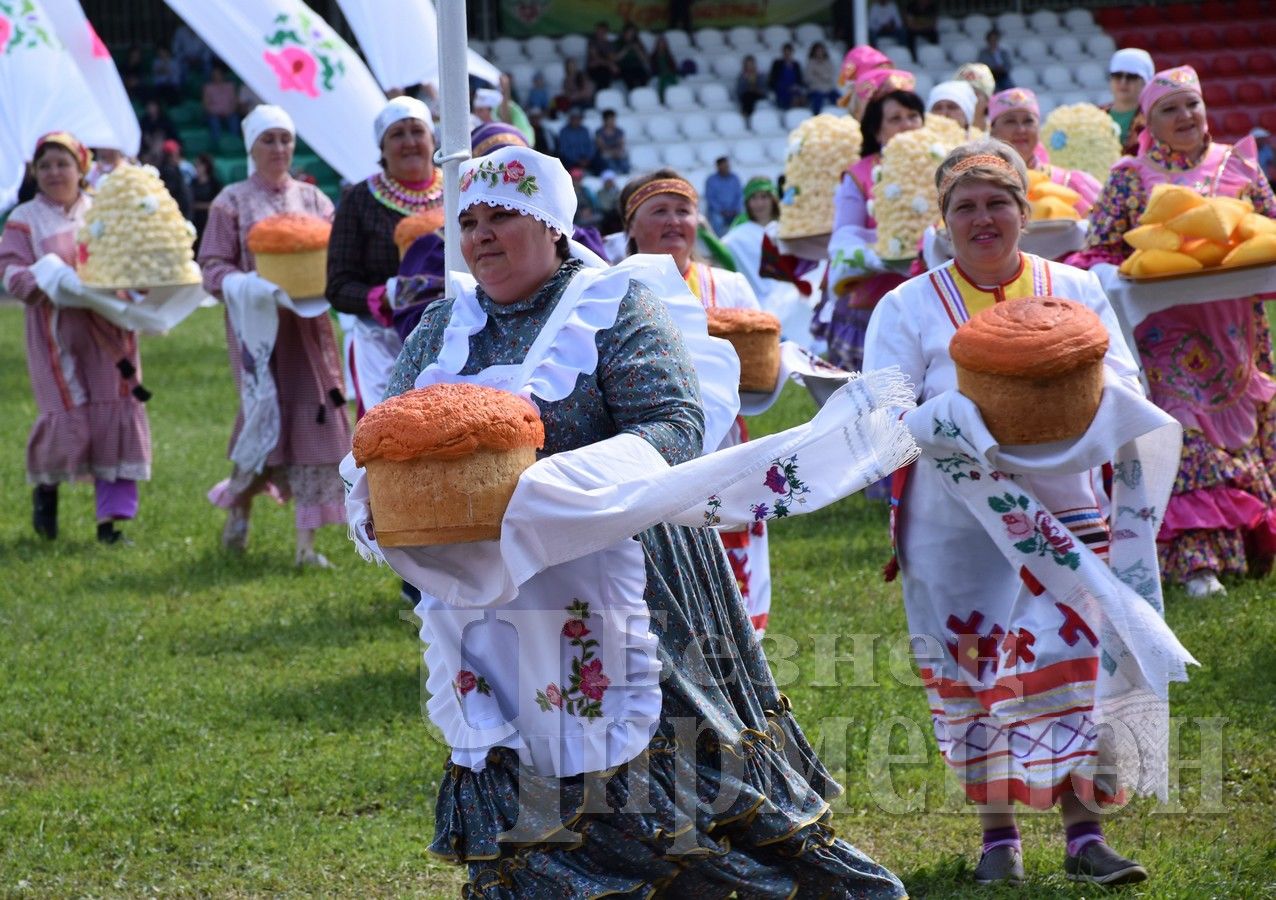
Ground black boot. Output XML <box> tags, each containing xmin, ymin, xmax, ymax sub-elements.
<box><xmin>97</xmin><ymin>521</ymin><xmax>132</xmax><ymax>546</ymax></box>
<box><xmin>33</xmin><ymin>485</ymin><xmax>57</xmax><ymax>540</ymax></box>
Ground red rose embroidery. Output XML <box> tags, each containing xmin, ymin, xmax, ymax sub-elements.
<box><xmin>1002</xmin><ymin>511</ymin><xmax>1033</xmax><ymax>538</ymax></box>
<box><xmin>578</xmin><ymin>659</ymin><xmax>610</xmax><ymax>701</ymax></box>
<box><xmin>1035</xmin><ymin>510</ymin><xmax>1074</xmax><ymax>555</ymax></box>
<box><xmin>454</xmin><ymin>669</ymin><xmax>477</xmax><ymax>695</ymax></box>
<box><xmin>460</xmin><ymin>170</ymin><xmax>475</xmax><ymax>191</ymax></box>
<box><xmin>502</xmin><ymin>160</ymin><xmax>526</xmax><ymax>183</ymax></box>
<box><xmin>545</xmin><ymin>683</ymin><xmax>563</xmax><ymax>708</ymax></box>
<box><xmin>562</xmin><ymin>618</ymin><xmax>590</xmax><ymax>639</ymax></box>
<box><xmin>764</xmin><ymin>465</ymin><xmax>787</xmax><ymax>494</ymax></box>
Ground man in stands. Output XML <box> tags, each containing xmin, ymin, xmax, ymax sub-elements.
<box><xmin>704</xmin><ymin>156</ymin><xmax>743</xmax><ymax>236</ymax></box>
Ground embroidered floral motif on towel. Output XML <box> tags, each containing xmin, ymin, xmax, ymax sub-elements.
<box><xmin>536</xmin><ymin>599</ymin><xmax>610</xmax><ymax>718</ymax></box>
<box><xmin>751</xmin><ymin>454</ymin><xmax>810</xmax><ymax>520</ymax></box>
<box><xmin>461</xmin><ymin>159</ymin><xmax>539</xmax><ymax>196</ymax></box>
<box><xmin>453</xmin><ymin>669</ymin><xmax>491</xmax><ymax>700</ymax></box>
<box><xmin>989</xmin><ymin>492</ymin><xmax>1082</xmax><ymax>570</ymax></box>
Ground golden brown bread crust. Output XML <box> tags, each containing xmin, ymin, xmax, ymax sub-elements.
<box><xmin>246</xmin><ymin>213</ymin><xmax>332</xmax><ymax>254</ymax></box>
<box><xmin>705</xmin><ymin>306</ymin><xmax>782</xmax><ymax>336</ymax></box>
<box><xmin>353</xmin><ymin>383</ymin><xmax>544</xmax><ymax>465</ymax></box>
<box><xmin>949</xmin><ymin>296</ymin><xmax>1108</xmax><ymax>378</ymax></box>
<box><xmin>393</xmin><ymin>209</ymin><xmax>446</xmax><ymax>253</ymax></box>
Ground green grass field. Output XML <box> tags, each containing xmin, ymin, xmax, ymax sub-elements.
<box><xmin>1</xmin><ymin>303</ymin><xmax>1273</xmax><ymax>898</ymax></box>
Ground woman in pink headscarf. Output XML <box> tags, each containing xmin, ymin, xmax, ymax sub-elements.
<box><xmin>835</xmin><ymin>44</ymin><xmax>892</xmax><ymax>120</ymax></box>
<box><xmin>1069</xmin><ymin>66</ymin><xmax>1276</xmax><ymax>598</ymax></box>
<box><xmin>988</xmin><ymin>87</ymin><xmax>1101</xmax><ymax>216</ymax></box>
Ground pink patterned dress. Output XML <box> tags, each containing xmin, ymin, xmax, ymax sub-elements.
<box><xmin>1069</xmin><ymin>137</ymin><xmax>1276</xmax><ymax>584</ymax></box>
<box><xmin>0</xmin><ymin>193</ymin><xmax>151</xmax><ymax>488</ymax></box>
<box><xmin>199</xmin><ymin>174</ymin><xmax>349</xmax><ymax>529</ymax></box>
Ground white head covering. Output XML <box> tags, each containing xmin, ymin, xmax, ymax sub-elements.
<box><xmin>473</xmin><ymin>88</ymin><xmax>503</xmax><ymax>110</ymax></box>
<box><xmin>242</xmin><ymin>104</ymin><xmax>295</xmax><ymax>176</ymax></box>
<box><xmin>458</xmin><ymin>146</ymin><xmax>575</xmax><ymax>237</ymax></box>
<box><xmin>374</xmin><ymin>96</ymin><xmax>432</xmax><ymax>147</ymax></box>
<box><xmin>1109</xmin><ymin>48</ymin><xmax>1155</xmax><ymax>84</ymax></box>
<box><xmin>927</xmin><ymin>80</ymin><xmax>978</xmax><ymax>127</ymax></box>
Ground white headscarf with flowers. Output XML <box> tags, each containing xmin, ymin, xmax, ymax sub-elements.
<box><xmin>458</xmin><ymin>146</ymin><xmax>576</xmax><ymax>237</ymax></box>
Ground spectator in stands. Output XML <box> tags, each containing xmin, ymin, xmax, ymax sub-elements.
<box><xmin>977</xmin><ymin>29</ymin><xmax>1013</xmax><ymax>92</ymax></box>
<box><xmin>614</xmin><ymin>22</ymin><xmax>652</xmax><ymax>90</ymax></box>
<box><xmin>525</xmin><ymin>72</ymin><xmax>551</xmax><ymax>112</ymax></box>
<box><xmin>868</xmin><ymin>0</ymin><xmax>908</xmax><ymax>47</ymax></box>
<box><xmin>953</xmin><ymin>62</ymin><xmax>995</xmax><ymax>130</ymax></box>
<box><xmin>171</xmin><ymin>23</ymin><xmax>211</xmax><ymax>79</ymax></box>
<box><xmin>473</xmin><ymin>80</ymin><xmax>533</xmax><ymax>144</ymax></box>
<box><xmin>556</xmin><ymin>109</ymin><xmax>595</xmax><ymax>172</ymax></box>
<box><xmin>650</xmin><ymin>35</ymin><xmax>680</xmax><ymax>102</ymax></box>
<box><xmin>158</xmin><ymin>140</ymin><xmax>193</xmax><ymax>221</ymax></box>
<box><xmin>138</xmin><ymin>100</ymin><xmax>178</xmax><ymax>149</ymax></box>
<box><xmin>806</xmin><ymin>43</ymin><xmax>839</xmax><ymax>114</ymax></box>
<box><xmin>927</xmin><ymin>80</ymin><xmax>978</xmax><ymax>131</ymax></box>
<box><xmin>736</xmin><ymin>55</ymin><xmax>768</xmax><ymax>119</ymax></box>
<box><xmin>203</xmin><ymin>64</ymin><xmax>239</xmax><ymax>152</ymax></box>
<box><xmin>86</xmin><ymin>147</ymin><xmax>126</xmax><ymax>190</ymax></box>
<box><xmin>1102</xmin><ymin>48</ymin><xmax>1153</xmax><ymax>156</ymax></box>
<box><xmin>593</xmin><ymin>109</ymin><xmax>630</xmax><ymax>175</ymax></box>
<box><xmin>586</xmin><ymin>21</ymin><xmax>619</xmax><ymax>89</ymax></box>
<box><xmin>527</xmin><ymin>107</ymin><xmax>555</xmax><ymax>154</ymax></box>
<box><xmin>668</xmin><ymin>0</ymin><xmax>693</xmax><ymax>31</ymax></box>
<box><xmin>596</xmin><ymin>169</ymin><xmax>622</xmax><ymax>234</ymax></box>
<box><xmin>570</xmin><ymin>166</ymin><xmax>601</xmax><ymax>227</ymax></box>
<box><xmin>704</xmin><ymin>156</ymin><xmax>743</xmax><ymax>236</ymax></box>
<box><xmin>903</xmin><ymin>0</ymin><xmax>939</xmax><ymax>55</ymax></box>
<box><xmin>768</xmin><ymin>44</ymin><xmax>806</xmax><ymax>111</ymax></box>
<box><xmin>121</xmin><ymin>46</ymin><xmax>147</xmax><ymax>100</ymax></box>
<box><xmin>556</xmin><ymin>57</ymin><xmax>595</xmax><ymax>114</ymax></box>
<box><xmin>150</xmin><ymin>46</ymin><xmax>184</xmax><ymax>107</ymax></box>
<box><xmin>191</xmin><ymin>152</ymin><xmax>222</xmax><ymax>246</ymax></box>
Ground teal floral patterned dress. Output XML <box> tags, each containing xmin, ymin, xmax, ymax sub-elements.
<box><xmin>386</xmin><ymin>259</ymin><xmax>906</xmax><ymax>899</ymax></box>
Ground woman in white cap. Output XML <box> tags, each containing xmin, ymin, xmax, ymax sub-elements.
<box><xmin>378</xmin><ymin>146</ymin><xmax>907</xmax><ymax>899</ymax></box>
<box><xmin>199</xmin><ymin>105</ymin><xmax>350</xmax><ymax>566</ymax></box>
<box><xmin>1101</xmin><ymin>48</ymin><xmax>1154</xmax><ymax>155</ymax></box>
<box><xmin>927</xmin><ymin>79</ymin><xmax>980</xmax><ymax>132</ymax></box>
<box><xmin>326</xmin><ymin>96</ymin><xmax>441</xmax><ymax>419</ymax></box>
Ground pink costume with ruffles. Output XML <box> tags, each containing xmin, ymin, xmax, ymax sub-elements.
<box><xmin>1069</xmin><ymin>135</ymin><xmax>1276</xmax><ymax>582</ymax></box>
<box><xmin>199</xmin><ymin>174</ymin><xmax>350</xmax><ymax>529</ymax></box>
<box><xmin>0</xmin><ymin>193</ymin><xmax>151</xmax><ymax>489</ymax></box>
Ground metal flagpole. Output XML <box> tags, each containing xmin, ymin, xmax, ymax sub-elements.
<box><xmin>435</xmin><ymin>0</ymin><xmax>472</xmax><ymax>282</ymax></box>
<box><xmin>854</xmin><ymin>0</ymin><xmax>868</xmax><ymax>48</ymax></box>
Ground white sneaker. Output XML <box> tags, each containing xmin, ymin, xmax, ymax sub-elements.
<box><xmin>295</xmin><ymin>549</ymin><xmax>333</xmax><ymax>569</ymax></box>
<box><xmin>1185</xmin><ymin>572</ymin><xmax>1226</xmax><ymax>598</ymax></box>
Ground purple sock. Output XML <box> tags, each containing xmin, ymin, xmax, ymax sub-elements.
<box><xmin>1065</xmin><ymin>821</ymin><xmax>1105</xmax><ymax>857</ymax></box>
<box><xmin>982</xmin><ymin>826</ymin><xmax>1021</xmax><ymax>855</ymax></box>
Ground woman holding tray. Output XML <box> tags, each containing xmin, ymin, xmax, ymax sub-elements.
<box><xmin>1069</xmin><ymin>65</ymin><xmax>1276</xmax><ymax>597</ymax></box>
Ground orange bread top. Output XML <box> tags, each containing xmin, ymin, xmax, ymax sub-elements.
<box><xmin>705</xmin><ymin>306</ymin><xmax>782</xmax><ymax>336</ymax></box>
<box><xmin>246</xmin><ymin>213</ymin><xmax>332</xmax><ymax>254</ymax></box>
<box><xmin>352</xmin><ymin>383</ymin><xmax>544</xmax><ymax>464</ymax></box>
<box><xmin>393</xmin><ymin>208</ymin><xmax>446</xmax><ymax>251</ymax></box>
<box><xmin>949</xmin><ymin>296</ymin><xmax>1108</xmax><ymax>378</ymax></box>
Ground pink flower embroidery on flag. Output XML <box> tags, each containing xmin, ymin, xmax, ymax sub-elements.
<box><xmin>88</xmin><ymin>23</ymin><xmax>109</xmax><ymax>59</ymax></box>
<box><xmin>0</xmin><ymin>16</ymin><xmax>12</xmax><ymax>51</ymax></box>
<box><xmin>264</xmin><ymin>47</ymin><xmax>320</xmax><ymax>98</ymax></box>
<box><xmin>578</xmin><ymin>658</ymin><xmax>610</xmax><ymax>701</ymax></box>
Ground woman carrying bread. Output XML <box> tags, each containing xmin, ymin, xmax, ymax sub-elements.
<box><xmin>620</xmin><ymin>168</ymin><xmax>774</xmax><ymax>634</ymax></box>
<box><xmin>377</xmin><ymin>147</ymin><xmax>907</xmax><ymax>899</ymax></box>
<box><xmin>864</xmin><ymin>138</ymin><xmax>1194</xmax><ymax>886</ymax></box>
<box><xmin>326</xmin><ymin>96</ymin><xmax>443</xmax><ymax>418</ymax></box>
<box><xmin>199</xmin><ymin>105</ymin><xmax>349</xmax><ymax>566</ymax></box>
<box><xmin>820</xmin><ymin>69</ymin><xmax>923</xmax><ymax>374</ymax></box>
<box><xmin>0</xmin><ymin>132</ymin><xmax>150</xmax><ymax>545</ymax></box>
<box><xmin>988</xmin><ymin>88</ymin><xmax>1101</xmax><ymax>218</ymax></box>
<box><xmin>1068</xmin><ymin>65</ymin><xmax>1276</xmax><ymax>597</ymax></box>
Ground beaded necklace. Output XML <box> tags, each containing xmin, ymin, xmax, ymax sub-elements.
<box><xmin>368</xmin><ymin>168</ymin><xmax>443</xmax><ymax>216</ymax></box>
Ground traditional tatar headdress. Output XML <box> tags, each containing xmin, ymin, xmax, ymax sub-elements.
<box><xmin>458</xmin><ymin>146</ymin><xmax>575</xmax><ymax>237</ymax></box>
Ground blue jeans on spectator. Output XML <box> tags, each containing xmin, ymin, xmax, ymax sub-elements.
<box><xmin>708</xmin><ymin>209</ymin><xmax>735</xmax><ymax>236</ymax></box>
<box><xmin>208</xmin><ymin>114</ymin><xmax>238</xmax><ymax>149</ymax></box>
<box><xmin>809</xmin><ymin>90</ymin><xmax>840</xmax><ymax>114</ymax></box>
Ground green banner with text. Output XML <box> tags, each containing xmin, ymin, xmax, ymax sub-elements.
<box><xmin>500</xmin><ymin>0</ymin><xmax>830</xmax><ymax>36</ymax></box>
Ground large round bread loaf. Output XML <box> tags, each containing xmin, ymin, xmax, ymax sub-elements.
<box><xmin>706</xmin><ymin>307</ymin><xmax>782</xmax><ymax>393</ymax></box>
<box><xmin>949</xmin><ymin>296</ymin><xmax>1108</xmax><ymax>445</ymax></box>
<box><xmin>247</xmin><ymin>213</ymin><xmax>331</xmax><ymax>299</ymax></box>
<box><xmin>352</xmin><ymin>383</ymin><xmax>544</xmax><ymax>545</ymax></box>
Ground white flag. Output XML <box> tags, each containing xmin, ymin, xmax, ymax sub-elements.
<box><xmin>163</xmin><ymin>0</ymin><xmax>386</xmax><ymax>184</ymax></box>
<box><xmin>0</xmin><ymin>0</ymin><xmax>119</xmax><ymax>209</ymax></box>
<box><xmin>335</xmin><ymin>0</ymin><xmax>500</xmax><ymax>91</ymax></box>
<box><xmin>41</xmin><ymin>0</ymin><xmax>140</xmax><ymax>155</ymax></box>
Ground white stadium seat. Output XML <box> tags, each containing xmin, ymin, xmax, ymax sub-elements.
<box><xmin>916</xmin><ymin>43</ymin><xmax>947</xmax><ymax>69</ymax></box>
<box><xmin>711</xmin><ymin>55</ymin><xmax>743</xmax><ymax>80</ymax></box>
<box><xmin>697</xmin><ymin>140</ymin><xmax>731</xmax><ymax>165</ymax></box>
<box><xmin>628</xmin><ymin>87</ymin><xmax>661</xmax><ymax>113</ymax></box>
<box><xmin>593</xmin><ymin>87</ymin><xmax>628</xmax><ymax>112</ymax></box>
<box><xmin>1041</xmin><ymin>63</ymin><xmax>1074</xmax><ymax>91</ymax></box>
<box><xmin>735</xmin><ymin>140</ymin><xmax>768</xmax><ymax>166</ymax></box>
<box><xmin>645</xmin><ymin>116</ymin><xmax>681</xmax><ymax>142</ymax></box>
<box><xmin>765</xmin><ymin>137</ymin><xmax>791</xmax><ymax>164</ymax></box>
<box><xmin>996</xmin><ymin>12</ymin><xmax>1028</xmax><ymax>34</ymax></box>
<box><xmin>963</xmin><ymin>14</ymin><xmax>992</xmax><ymax>39</ymax></box>
<box><xmin>664</xmin><ymin>30</ymin><xmax>692</xmax><ymax>54</ymax></box>
<box><xmin>1086</xmin><ymin>34</ymin><xmax>1116</xmax><ymax>59</ymax></box>
<box><xmin>1062</xmin><ymin>8</ymin><xmax>1097</xmax><ymax>30</ymax></box>
<box><xmin>782</xmin><ymin>107</ymin><xmax>812</xmax><ymax>130</ymax></box>
<box><xmin>1015</xmin><ymin>36</ymin><xmax>1048</xmax><ymax>64</ymax></box>
<box><xmin>762</xmin><ymin>25</ymin><xmax>792</xmax><ymax>49</ymax></box>
<box><xmin>525</xmin><ymin>36</ymin><xmax>557</xmax><ymax>63</ymax></box>
<box><xmin>937</xmin><ymin>15</ymin><xmax>961</xmax><ymax>34</ymax></box>
<box><xmin>1029</xmin><ymin>10</ymin><xmax>1059</xmax><ymax>33</ymax></box>
<box><xmin>1035</xmin><ymin>91</ymin><xmax>1058</xmax><ymax>117</ymax></box>
<box><xmin>947</xmin><ymin>39</ymin><xmax>980</xmax><ymax>66</ymax></box>
<box><xmin>557</xmin><ymin>34</ymin><xmax>587</xmax><ymax>58</ymax></box>
<box><xmin>878</xmin><ymin>42</ymin><xmax>914</xmax><ymax>65</ymax></box>
<box><xmin>749</xmin><ymin>108</ymin><xmax>785</xmax><ymax>135</ymax></box>
<box><xmin>1052</xmin><ymin>35</ymin><xmax>1085</xmax><ymax>62</ymax></box>
<box><xmin>713</xmin><ymin>111</ymin><xmax>749</xmax><ymax>137</ymax></box>
<box><xmin>794</xmin><ymin>23</ymin><xmax>825</xmax><ymax>46</ymax></box>
<box><xmin>1011</xmin><ymin>67</ymin><xmax>1039</xmax><ymax>91</ymax></box>
<box><xmin>630</xmin><ymin>145</ymin><xmax>663</xmax><ymax>173</ymax></box>
<box><xmin>1076</xmin><ymin>62</ymin><xmax>1109</xmax><ymax>89</ymax></box>
<box><xmin>695</xmin><ymin>28</ymin><xmax>727</xmax><ymax>53</ymax></box>
<box><xmin>728</xmin><ymin>25</ymin><xmax>763</xmax><ymax>52</ymax></box>
<box><xmin>491</xmin><ymin>37</ymin><xmax>525</xmax><ymax>65</ymax></box>
<box><xmin>911</xmin><ymin>71</ymin><xmax>935</xmax><ymax>98</ymax></box>
<box><xmin>664</xmin><ymin>84</ymin><xmax>698</xmax><ymax>111</ymax></box>
<box><xmin>697</xmin><ymin>82</ymin><xmax>733</xmax><ymax>110</ymax></box>
<box><xmin>662</xmin><ymin>143</ymin><xmax>698</xmax><ymax>169</ymax></box>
